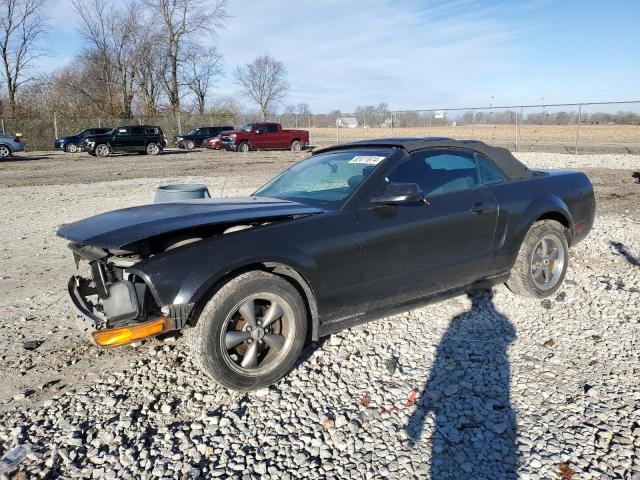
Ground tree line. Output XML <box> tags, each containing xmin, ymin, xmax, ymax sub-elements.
<box><xmin>0</xmin><ymin>0</ymin><xmax>293</xmax><ymax>121</ymax></box>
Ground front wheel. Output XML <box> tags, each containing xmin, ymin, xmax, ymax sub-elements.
<box><xmin>237</xmin><ymin>141</ymin><xmax>250</xmax><ymax>153</ymax></box>
<box><xmin>188</xmin><ymin>271</ymin><xmax>307</xmax><ymax>391</ymax></box>
<box><xmin>146</xmin><ymin>142</ymin><xmax>161</xmax><ymax>155</ymax></box>
<box><xmin>185</xmin><ymin>140</ymin><xmax>195</xmax><ymax>150</ymax></box>
<box><xmin>65</xmin><ymin>142</ymin><xmax>78</xmax><ymax>153</ymax></box>
<box><xmin>506</xmin><ymin>220</ymin><xmax>569</xmax><ymax>298</ymax></box>
<box><xmin>95</xmin><ymin>144</ymin><xmax>110</xmax><ymax>157</ymax></box>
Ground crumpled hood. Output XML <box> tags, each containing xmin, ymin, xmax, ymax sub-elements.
<box><xmin>57</xmin><ymin>196</ymin><xmax>323</xmax><ymax>250</ymax></box>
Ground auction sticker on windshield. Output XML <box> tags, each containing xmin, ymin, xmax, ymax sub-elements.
<box><xmin>348</xmin><ymin>156</ymin><xmax>386</xmax><ymax>165</ymax></box>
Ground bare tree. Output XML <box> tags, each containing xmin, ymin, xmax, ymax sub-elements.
<box><xmin>0</xmin><ymin>0</ymin><xmax>49</xmax><ymax>115</ymax></box>
<box><xmin>73</xmin><ymin>0</ymin><xmax>151</xmax><ymax>118</ymax></box>
<box><xmin>234</xmin><ymin>54</ymin><xmax>289</xmax><ymax>120</ymax></box>
<box><xmin>145</xmin><ymin>0</ymin><xmax>227</xmax><ymax>115</ymax></box>
<box><xmin>183</xmin><ymin>45</ymin><xmax>223</xmax><ymax>114</ymax></box>
<box><xmin>135</xmin><ymin>31</ymin><xmax>165</xmax><ymax>116</ymax></box>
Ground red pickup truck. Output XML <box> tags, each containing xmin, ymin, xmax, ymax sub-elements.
<box><xmin>220</xmin><ymin>122</ymin><xmax>310</xmax><ymax>152</ymax></box>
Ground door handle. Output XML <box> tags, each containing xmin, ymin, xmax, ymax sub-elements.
<box><xmin>471</xmin><ymin>202</ymin><xmax>492</xmax><ymax>214</ymax></box>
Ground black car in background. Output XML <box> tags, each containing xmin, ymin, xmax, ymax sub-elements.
<box><xmin>54</xmin><ymin>128</ymin><xmax>113</xmax><ymax>153</ymax></box>
<box><xmin>58</xmin><ymin>137</ymin><xmax>595</xmax><ymax>390</ymax></box>
<box><xmin>174</xmin><ymin>126</ymin><xmax>234</xmax><ymax>150</ymax></box>
<box><xmin>81</xmin><ymin>125</ymin><xmax>167</xmax><ymax>157</ymax></box>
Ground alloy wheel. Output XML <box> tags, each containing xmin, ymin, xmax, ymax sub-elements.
<box><xmin>96</xmin><ymin>144</ymin><xmax>110</xmax><ymax>157</ymax></box>
<box><xmin>530</xmin><ymin>234</ymin><xmax>565</xmax><ymax>291</ymax></box>
<box><xmin>221</xmin><ymin>293</ymin><xmax>295</xmax><ymax>375</ymax></box>
<box><xmin>0</xmin><ymin>146</ymin><xmax>10</xmax><ymax>158</ymax></box>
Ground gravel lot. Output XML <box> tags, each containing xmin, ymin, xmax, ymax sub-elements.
<box><xmin>0</xmin><ymin>149</ymin><xmax>639</xmax><ymax>479</ymax></box>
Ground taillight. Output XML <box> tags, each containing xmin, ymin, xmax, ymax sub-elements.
<box><xmin>14</xmin><ymin>137</ymin><xmax>21</xmax><ymax>143</ymax></box>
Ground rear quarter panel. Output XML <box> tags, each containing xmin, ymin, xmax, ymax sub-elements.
<box><xmin>488</xmin><ymin>170</ymin><xmax>595</xmax><ymax>274</ymax></box>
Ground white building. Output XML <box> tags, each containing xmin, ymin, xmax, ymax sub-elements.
<box><xmin>336</xmin><ymin>117</ymin><xmax>359</xmax><ymax>128</ymax></box>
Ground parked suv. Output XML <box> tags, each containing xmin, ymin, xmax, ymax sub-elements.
<box><xmin>55</xmin><ymin>128</ymin><xmax>112</xmax><ymax>153</ymax></box>
<box><xmin>174</xmin><ymin>126</ymin><xmax>233</xmax><ymax>150</ymax></box>
<box><xmin>0</xmin><ymin>133</ymin><xmax>24</xmax><ymax>158</ymax></box>
<box><xmin>81</xmin><ymin>125</ymin><xmax>166</xmax><ymax>157</ymax></box>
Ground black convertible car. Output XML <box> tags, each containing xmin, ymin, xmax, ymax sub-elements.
<box><xmin>57</xmin><ymin>138</ymin><xmax>595</xmax><ymax>390</ymax></box>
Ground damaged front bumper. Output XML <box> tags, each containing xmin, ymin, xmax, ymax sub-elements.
<box><xmin>65</xmin><ymin>242</ymin><xmax>193</xmax><ymax>347</ymax></box>
<box><xmin>68</xmin><ymin>275</ymin><xmax>175</xmax><ymax>347</ymax></box>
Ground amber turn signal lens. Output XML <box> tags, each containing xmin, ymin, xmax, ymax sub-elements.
<box><xmin>92</xmin><ymin>317</ymin><xmax>170</xmax><ymax>347</ymax></box>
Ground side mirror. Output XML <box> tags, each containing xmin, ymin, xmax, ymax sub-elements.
<box><xmin>371</xmin><ymin>182</ymin><xmax>425</xmax><ymax>205</ymax></box>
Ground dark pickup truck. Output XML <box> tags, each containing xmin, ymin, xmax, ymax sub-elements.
<box><xmin>58</xmin><ymin>137</ymin><xmax>594</xmax><ymax>391</ymax></box>
<box><xmin>220</xmin><ymin>122</ymin><xmax>309</xmax><ymax>152</ymax></box>
<box><xmin>81</xmin><ymin>125</ymin><xmax>166</xmax><ymax>157</ymax></box>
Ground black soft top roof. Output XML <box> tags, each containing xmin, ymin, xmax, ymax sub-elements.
<box><xmin>314</xmin><ymin>137</ymin><xmax>534</xmax><ymax>180</ymax></box>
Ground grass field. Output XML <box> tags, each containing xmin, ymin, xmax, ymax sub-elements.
<box><xmin>309</xmin><ymin>124</ymin><xmax>640</xmax><ymax>149</ymax></box>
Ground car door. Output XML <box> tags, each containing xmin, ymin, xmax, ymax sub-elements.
<box><xmin>110</xmin><ymin>127</ymin><xmax>132</xmax><ymax>152</ymax></box>
<box><xmin>356</xmin><ymin>148</ymin><xmax>499</xmax><ymax>310</ymax></box>
<box><xmin>262</xmin><ymin>123</ymin><xmax>280</xmax><ymax>148</ymax></box>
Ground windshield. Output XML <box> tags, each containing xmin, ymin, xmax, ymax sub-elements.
<box><xmin>186</xmin><ymin>129</ymin><xmax>199</xmax><ymax>136</ymax></box>
<box><xmin>254</xmin><ymin>148</ymin><xmax>395</xmax><ymax>208</ymax></box>
<box><xmin>239</xmin><ymin>124</ymin><xmax>254</xmax><ymax>131</ymax></box>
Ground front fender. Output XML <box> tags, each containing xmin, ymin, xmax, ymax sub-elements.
<box><xmin>127</xmin><ymin>230</ymin><xmax>318</xmax><ymax>308</ymax></box>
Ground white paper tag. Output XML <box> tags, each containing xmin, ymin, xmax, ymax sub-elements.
<box><xmin>348</xmin><ymin>155</ymin><xmax>386</xmax><ymax>165</ymax></box>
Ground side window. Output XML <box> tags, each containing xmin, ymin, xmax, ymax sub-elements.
<box><xmin>266</xmin><ymin>124</ymin><xmax>279</xmax><ymax>133</ymax></box>
<box><xmin>477</xmin><ymin>154</ymin><xmax>507</xmax><ymax>185</ymax></box>
<box><xmin>387</xmin><ymin>149</ymin><xmax>479</xmax><ymax>196</ymax></box>
<box><xmin>116</xmin><ymin>127</ymin><xmax>129</xmax><ymax>136</ymax></box>
<box><xmin>130</xmin><ymin>126</ymin><xmax>144</xmax><ymax>135</ymax></box>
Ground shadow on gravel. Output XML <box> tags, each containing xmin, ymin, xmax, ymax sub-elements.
<box><xmin>406</xmin><ymin>290</ymin><xmax>517</xmax><ymax>479</ymax></box>
<box><xmin>610</xmin><ymin>241</ymin><xmax>640</xmax><ymax>267</ymax></box>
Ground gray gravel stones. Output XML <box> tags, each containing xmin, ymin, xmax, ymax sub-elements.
<box><xmin>1</xmin><ymin>153</ymin><xmax>639</xmax><ymax>478</ymax></box>
<box><xmin>1</xmin><ymin>212</ymin><xmax>637</xmax><ymax>478</ymax></box>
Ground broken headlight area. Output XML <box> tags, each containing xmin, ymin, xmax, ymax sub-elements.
<box><xmin>67</xmin><ymin>242</ymin><xmax>173</xmax><ymax>347</ymax></box>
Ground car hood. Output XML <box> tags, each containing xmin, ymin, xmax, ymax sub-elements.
<box><xmin>57</xmin><ymin>196</ymin><xmax>323</xmax><ymax>250</ymax></box>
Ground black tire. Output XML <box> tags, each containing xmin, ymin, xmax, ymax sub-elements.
<box><xmin>146</xmin><ymin>142</ymin><xmax>161</xmax><ymax>155</ymax></box>
<box><xmin>185</xmin><ymin>140</ymin><xmax>195</xmax><ymax>150</ymax></box>
<box><xmin>0</xmin><ymin>145</ymin><xmax>11</xmax><ymax>158</ymax></box>
<box><xmin>291</xmin><ymin>140</ymin><xmax>302</xmax><ymax>152</ymax></box>
<box><xmin>188</xmin><ymin>271</ymin><xmax>307</xmax><ymax>391</ymax></box>
<box><xmin>237</xmin><ymin>141</ymin><xmax>250</xmax><ymax>153</ymax></box>
<box><xmin>65</xmin><ymin>142</ymin><xmax>78</xmax><ymax>153</ymax></box>
<box><xmin>506</xmin><ymin>220</ymin><xmax>569</xmax><ymax>298</ymax></box>
<box><xmin>95</xmin><ymin>144</ymin><xmax>110</xmax><ymax>157</ymax></box>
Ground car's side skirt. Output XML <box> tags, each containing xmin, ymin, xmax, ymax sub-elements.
<box><xmin>317</xmin><ymin>272</ymin><xmax>511</xmax><ymax>338</ymax></box>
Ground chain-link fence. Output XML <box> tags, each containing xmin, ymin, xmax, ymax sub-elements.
<box><xmin>2</xmin><ymin>101</ymin><xmax>639</xmax><ymax>153</ymax></box>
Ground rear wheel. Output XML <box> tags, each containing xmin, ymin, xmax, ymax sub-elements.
<box><xmin>146</xmin><ymin>142</ymin><xmax>161</xmax><ymax>155</ymax></box>
<box><xmin>95</xmin><ymin>144</ymin><xmax>110</xmax><ymax>157</ymax></box>
<box><xmin>188</xmin><ymin>271</ymin><xmax>307</xmax><ymax>390</ymax></box>
<box><xmin>0</xmin><ymin>145</ymin><xmax>11</xmax><ymax>158</ymax></box>
<box><xmin>65</xmin><ymin>142</ymin><xmax>78</xmax><ymax>153</ymax></box>
<box><xmin>506</xmin><ymin>220</ymin><xmax>568</xmax><ymax>298</ymax></box>
<box><xmin>291</xmin><ymin>140</ymin><xmax>302</xmax><ymax>152</ymax></box>
<box><xmin>238</xmin><ymin>141</ymin><xmax>250</xmax><ymax>153</ymax></box>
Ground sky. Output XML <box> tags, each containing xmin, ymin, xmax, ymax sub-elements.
<box><xmin>43</xmin><ymin>0</ymin><xmax>640</xmax><ymax>113</ymax></box>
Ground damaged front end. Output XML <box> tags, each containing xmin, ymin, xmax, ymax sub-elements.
<box><xmin>68</xmin><ymin>242</ymin><xmax>175</xmax><ymax>347</ymax></box>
